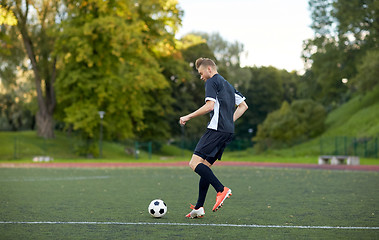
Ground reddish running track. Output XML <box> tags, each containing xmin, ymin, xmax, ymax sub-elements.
<box><xmin>1</xmin><ymin>161</ymin><xmax>379</xmax><ymax>171</ymax></box>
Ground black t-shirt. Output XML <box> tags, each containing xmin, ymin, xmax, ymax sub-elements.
<box><xmin>204</xmin><ymin>74</ymin><xmax>246</xmax><ymax>133</ymax></box>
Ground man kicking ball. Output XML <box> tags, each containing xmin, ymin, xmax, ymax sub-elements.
<box><xmin>179</xmin><ymin>58</ymin><xmax>248</xmax><ymax>218</ymax></box>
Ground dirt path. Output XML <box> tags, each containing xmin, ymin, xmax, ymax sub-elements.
<box><xmin>1</xmin><ymin>161</ymin><xmax>379</xmax><ymax>171</ymax></box>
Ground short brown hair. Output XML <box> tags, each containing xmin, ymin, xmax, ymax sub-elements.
<box><xmin>195</xmin><ymin>58</ymin><xmax>217</xmax><ymax>70</ymax></box>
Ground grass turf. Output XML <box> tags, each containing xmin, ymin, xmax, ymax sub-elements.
<box><xmin>0</xmin><ymin>166</ymin><xmax>378</xmax><ymax>239</ymax></box>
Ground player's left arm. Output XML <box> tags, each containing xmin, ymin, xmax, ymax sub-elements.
<box><xmin>233</xmin><ymin>100</ymin><xmax>248</xmax><ymax>122</ymax></box>
<box><xmin>233</xmin><ymin>89</ymin><xmax>248</xmax><ymax>122</ymax></box>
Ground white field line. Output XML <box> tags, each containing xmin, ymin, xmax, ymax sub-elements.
<box><xmin>0</xmin><ymin>176</ymin><xmax>110</xmax><ymax>182</ymax></box>
<box><xmin>0</xmin><ymin>221</ymin><xmax>378</xmax><ymax>230</ymax></box>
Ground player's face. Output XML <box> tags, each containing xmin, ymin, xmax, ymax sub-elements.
<box><xmin>198</xmin><ymin>66</ymin><xmax>211</xmax><ymax>81</ymax></box>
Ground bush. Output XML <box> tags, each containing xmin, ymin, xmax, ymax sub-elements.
<box><xmin>74</xmin><ymin>139</ymin><xmax>99</xmax><ymax>158</ymax></box>
<box><xmin>254</xmin><ymin>99</ymin><xmax>326</xmax><ymax>152</ymax></box>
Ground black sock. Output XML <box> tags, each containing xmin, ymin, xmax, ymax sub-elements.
<box><xmin>194</xmin><ymin>163</ymin><xmax>224</xmax><ymax>193</ymax></box>
<box><xmin>195</xmin><ymin>177</ymin><xmax>209</xmax><ymax>209</ymax></box>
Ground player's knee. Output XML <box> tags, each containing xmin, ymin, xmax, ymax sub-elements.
<box><xmin>189</xmin><ymin>160</ymin><xmax>197</xmax><ymax>171</ymax></box>
<box><xmin>189</xmin><ymin>158</ymin><xmax>201</xmax><ymax>171</ymax></box>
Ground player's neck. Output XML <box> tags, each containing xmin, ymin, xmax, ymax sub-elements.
<box><xmin>210</xmin><ymin>72</ymin><xmax>218</xmax><ymax>79</ymax></box>
<box><xmin>204</xmin><ymin>72</ymin><xmax>218</xmax><ymax>82</ymax></box>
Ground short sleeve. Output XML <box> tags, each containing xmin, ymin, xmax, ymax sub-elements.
<box><xmin>205</xmin><ymin>78</ymin><xmax>218</xmax><ymax>102</ymax></box>
<box><xmin>235</xmin><ymin>89</ymin><xmax>246</xmax><ymax>105</ymax></box>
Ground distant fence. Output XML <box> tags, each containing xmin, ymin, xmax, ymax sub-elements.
<box><xmin>5</xmin><ymin>135</ymin><xmax>252</xmax><ymax>160</ymax></box>
<box><xmin>320</xmin><ymin>136</ymin><xmax>378</xmax><ymax>158</ymax></box>
<box><xmin>4</xmin><ymin>135</ymin><xmax>378</xmax><ymax>160</ymax></box>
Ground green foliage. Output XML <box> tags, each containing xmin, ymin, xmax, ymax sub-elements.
<box><xmin>268</xmin><ymin>86</ymin><xmax>379</xmax><ymax>157</ymax></box>
<box><xmin>302</xmin><ymin>38</ymin><xmax>349</xmax><ymax>104</ymax></box>
<box><xmin>0</xmin><ymin>58</ymin><xmax>36</xmax><ymax>131</ymax></box>
<box><xmin>73</xmin><ymin>138</ymin><xmax>99</xmax><ymax>158</ymax></box>
<box><xmin>291</xmin><ymin>100</ymin><xmax>327</xmax><ymax>137</ymax></box>
<box><xmin>0</xmin><ymin>4</ymin><xmax>17</xmax><ymax>25</ymax></box>
<box><xmin>304</xmin><ymin>0</ymin><xmax>378</xmax><ymax>107</ymax></box>
<box><xmin>350</xmin><ymin>50</ymin><xmax>379</xmax><ymax>93</ymax></box>
<box><xmin>254</xmin><ymin>99</ymin><xmax>326</xmax><ymax>151</ymax></box>
<box><xmin>249</xmin><ymin>66</ymin><xmax>284</xmax><ymax>114</ymax></box>
<box><xmin>1</xmin><ymin>0</ymin><xmax>63</xmax><ymax>138</ymax></box>
<box><xmin>236</xmin><ymin>66</ymin><xmax>285</xmax><ymax>139</ymax></box>
<box><xmin>281</xmin><ymin>70</ymin><xmax>300</xmax><ymax>103</ymax></box>
<box><xmin>154</xmin><ymin>55</ymin><xmax>192</xmax><ymax>140</ymax></box>
<box><xmin>0</xmin><ymin>3</ymin><xmax>37</xmax><ymax>131</ymax></box>
<box><xmin>55</xmin><ymin>0</ymin><xmax>184</xmax><ymax>150</ymax></box>
<box><xmin>0</xmin><ymin>93</ymin><xmax>34</xmax><ymax>130</ymax></box>
<box><xmin>333</xmin><ymin>0</ymin><xmax>379</xmax><ymax>49</ymax></box>
<box><xmin>296</xmin><ymin>70</ymin><xmax>322</xmax><ymax>100</ymax></box>
<box><xmin>0</xmin><ymin>24</ymin><xmax>26</xmax><ymax>85</ymax></box>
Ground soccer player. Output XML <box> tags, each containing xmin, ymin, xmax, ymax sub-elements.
<box><xmin>179</xmin><ymin>58</ymin><xmax>248</xmax><ymax>218</ymax></box>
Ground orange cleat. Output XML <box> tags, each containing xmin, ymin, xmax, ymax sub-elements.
<box><xmin>212</xmin><ymin>187</ymin><xmax>232</xmax><ymax>212</ymax></box>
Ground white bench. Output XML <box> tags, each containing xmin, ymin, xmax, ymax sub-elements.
<box><xmin>33</xmin><ymin>156</ymin><xmax>54</xmax><ymax>162</ymax></box>
<box><xmin>318</xmin><ymin>155</ymin><xmax>360</xmax><ymax>165</ymax></box>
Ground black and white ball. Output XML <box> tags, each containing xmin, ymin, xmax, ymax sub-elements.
<box><xmin>148</xmin><ymin>199</ymin><xmax>167</xmax><ymax>218</ymax></box>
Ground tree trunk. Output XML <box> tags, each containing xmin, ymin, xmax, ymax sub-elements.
<box><xmin>19</xmin><ymin>26</ymin><xmax>56</xmax><ymax>138</ymax></box>
<box><xmin>36</xmin><ymin>109</ymin><xmax>55</xmax><ymax>138</ymax></box>
<box><xmin>15</xmin><ymin>1</ymin><xmax>56</xmax><ymax>139</ymax></box>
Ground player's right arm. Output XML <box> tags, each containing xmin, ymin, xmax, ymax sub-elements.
<box><xmin>179</xmin><ymin>100</ymin><xmax>215</xmax><ymax>126</ymax></box>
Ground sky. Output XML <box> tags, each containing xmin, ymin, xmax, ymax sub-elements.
<box><xmin>176</xmin><ymin>0</ymin><xmax>314</xmax><ymax>73</ymax></box>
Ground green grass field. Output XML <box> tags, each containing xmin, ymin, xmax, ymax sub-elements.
<box><xmin>1</xmin><ymin>166</ymin><xmax>378</xmax><ymax>239</ymax></box>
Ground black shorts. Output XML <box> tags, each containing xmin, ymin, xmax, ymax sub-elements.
<box><xmin>194</xmin><ymin>129</ymin><xmax>234</xmax><ymax>165</ymax></box>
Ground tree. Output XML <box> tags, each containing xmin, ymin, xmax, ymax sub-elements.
<box><xmin>350</xmin><ymin>50</ymin><xmax>379</xmax><ymax>93</ymax></box>
<box><xmin>190</xmin><ymin>32</ymin><xmax>245</xmax><ymax>82</ymax></box>
<box><xmin>237</xmin><ymin>66</ymin><xmax>284</xmax><ymax>139</ymax></box>
<box><xmin>0</xmin><ymin>64</ymin><xmax>36</xmax><ymax>130</ymax></box>
<box><xmin>55</xmin><ymin>0</ymin><xmax>184</xmax><ymax>154</ymax></box>
<box><xmin>0</xmin><ymin>4</ymin><xmax>36</xmax><ymax>131</ymax></box>
<box><xmin>303</xmin><ymin>0</ymin><xmax>379</xmax><ymax>106</ymax></box>
<box><xmin>302</xmin><ymin>37</ymin><xmax>349</xmax><ymax>104</ymax></box>
<box><xmin>139</xmin><ymin>53</ymin><xmax>190</xmax><ymax>141</ymax></box>
<box><xmin>254</xmin><ymin>99</ymin><xmax>326</xmax><ymax>151</ymax></box>
<box><xmin>297</xmin><ymin>70</ymin><xmax>322</xmax><ymax>101</ymax></box>
<box><xmin>333</xmin><ymin>0</ymin><xmax>379</xmax><ymax>50</ymax></box>
<box><xmin>133</xmin><ymin>0</ymin><xmax>188</xmax><ymax>141</ymax></box>
<box><xmin>194</xmin><ymin>32</ymin><xmax>244</xmax><ymax>68</ymax></box>
<box><xmin>281</xmin><ymin>70</ymin><xmax>300</xmax><ymax>103</ymax></box>
<box><xmin>1</xmin><ymin>0</ymin><xmax>63</xmax><ymax>138</ymax></box>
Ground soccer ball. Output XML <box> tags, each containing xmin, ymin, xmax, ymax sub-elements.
<box><xmin>148</xmin><ymin>199</ymin><xmax>167</xmax><ymax>218</ymax></box>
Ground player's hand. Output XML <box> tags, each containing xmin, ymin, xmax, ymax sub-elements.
<box><xmin>179</xmin><ymin>116</ymin><xmax>189</xmax><ymax>126</ymax></box>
